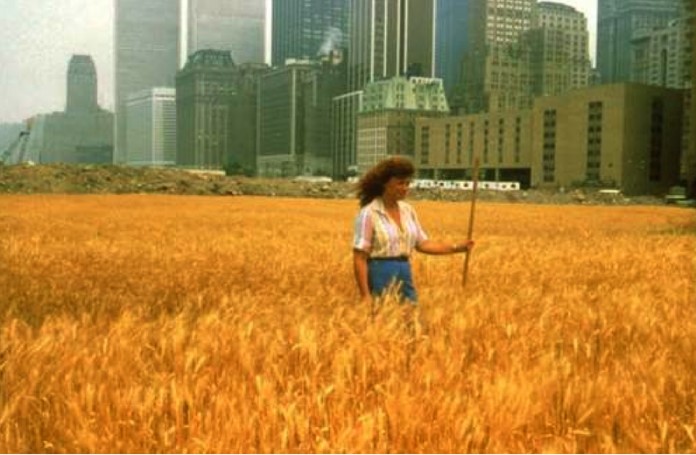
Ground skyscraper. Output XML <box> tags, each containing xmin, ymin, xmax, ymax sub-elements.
<box><xmin>187</xmin><ymin>0</ymin><xmax>265</xmax><ymax>64</ymax></box>
<box><xmin>114</xmin><ymin>0</ymin><xmax>180</xmax><ymax>164</ymax></box>
<box><xmin>228</xmin><ymin>63</ymin><xmax>271</xmax><ymax>174</ymax></box>
<box><xmin>530</xmin><ymin>2</ymin><xmax>591</xmax><ymax>97</ymax></box>
<box><xmin>257</xmin><ymin>62</ymin><xmax>318</xmax><ymax>177</ymax></box>
<box><xmin>34</xmin><ymin>55</ymin><xmax>113</xmax><ymax>164</ymax></box>
<box><xmin>301</xmin><ymin>54</ymin><xmax>347</xmax><ymax>176</ymax></box>
<box><xmin>631</xmin><ymin>17</ymin><xmax>691</xmax><ymax>89</ymax></box>
<box><xmin>347</xmin><ymin>0</ymin><xmax>436</xmax><ymax>92</ymax></box>
<box><xmin>271</xmin><ymin>0</ymin><xmax>349</xmax><ymax>67</ymax></box>
<box><xmin>257</xmin><ymin>57</ymin><xmax>345</xmax><ymax>177</ymax></box>
<box><xmin>176</xmin><ymin>50</ymin><xmax>237</xmax><ymax>170</ymax></box>
<box><xmin>331</xmin><ymin>91</ymin><xmax>363</xmax><ymax>179</ymax></box>
<box><xmin>685</xmin><ymin>0</ymin><xmax>695</xmax><ymax>196</ymax></box>
<box><xmin>66</xmin><ymin>55</ymin><xmax>99</xmax><ymax>114</ymax></box>
<box><xmin>597</xmin><ymin>0</ymin><xmax>683</xmax><ymax>84</ymax></box>
<box><xmin>435</xmin><ymin>0</ymin><xmax>469</xmax><ymax>100</ymax></box>
<box><xmin>457</xmin><ymin>0</ymin><xmax>536</xmax><ymax>114</ymax></box>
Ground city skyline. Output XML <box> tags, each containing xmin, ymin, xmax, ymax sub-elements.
<box><xmin>0</xmin><ymin>0</ymin><xmax>597</xmax><ymax>124</ymax></box>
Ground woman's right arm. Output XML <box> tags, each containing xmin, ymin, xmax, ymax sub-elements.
<box><xmin>353</xmin><ymin>208</ymin><xmax>373</xmax><ymax>303</ymax></box>
<box><xmin>353</xmin><ymin>249</ymin><xmax>371</xmax><ymax>302</ymax></box>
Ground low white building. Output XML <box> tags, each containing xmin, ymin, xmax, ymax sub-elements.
<box><xmin>361</xmin><ymin>76</ymin><xmax>450</xmax><ymax>114</ymax></box>
<box><xmin>356</xmin><ymin>76</ymin><xmax>450</xmax><ymax>173</ymax></box>
<box><xmin>125</xmin><ymin>88</ymin><xmax>176</xmax><ymax>166</ymax></box>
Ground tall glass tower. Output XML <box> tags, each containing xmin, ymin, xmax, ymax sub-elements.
<box><xmin>187</xmin><ymin>0</ymin><xmax>265</xmax><ymax>64</ymax></box>
<box><xmin>347</xmin><ymin>0</ymin><xmax>436</xmax><ymax>92</ymax></box>
<box><xmin>435</xmin><ymin>0</ymin><xmax>468</xmax><ymax>101</ymax></box>
<box><xmin>271</xmin><ymin>0</ymin><xmax>350</xmax><ymax>67</ymax></box>
<box><xmin>114</xmin><ymin>0</ymin><xmax>180</xmax><ymax>164</ymax></box>
<box><xmin>597</xmin><ymin>0</ymin><xmax>683</xmax><ymax>84</ymax></box>
<box><xmin>66</xmin><ymin>55</ymin><xmax>99</xmax><ymax>114</ymax></box>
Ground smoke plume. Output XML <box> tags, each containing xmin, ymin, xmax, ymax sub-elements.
<box><xmin>317</xmin><ymin>26</ymin><xmax>343</xmax><ymax>56</ymax></box>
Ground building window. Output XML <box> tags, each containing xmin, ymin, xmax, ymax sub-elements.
<box><xmin>514</xmin><ymin>116</ymin><xmax>522</xmax><ymax>163</ymax></box>
<box><xmin>421</xmin><ymin>126</ymin><xmax>430</xmax><ymax>165</ymax></box>
<box><xmin>445</xmin><ymin>124</ymin><xmax>451</xmax><ymax>164</ymax></box>
<box><xmin>586</xmin><ymin>101</ymin><xmax>603</xmax><ymax>182</ymax></box>
<box><xmin>543</xmin><ymin>109</ymin><xmax>556</xmax><ymax>183</ymax></box>
<box><xmin>649</xmin><ymin>99</ymin><xmax>663</xmax><ymax>181</ymax></box>
<box><xmin>498</xmin><ymin>118</ymin><xmax>505</xmax><ymax>164</ymax></box>
<box><xmin>484</xmin><ymin>120</ymin><xmax>490</xmax><ymax>164</ymax></box>
<box><xmin>456</xmin><ymin>123</ymin><xmax>463</xmax><ymax>164</ymax></box>
<box><xmin>469</xmin><ymin>122</ymin><xmax>475</xmax><ymax>165</ymax></box>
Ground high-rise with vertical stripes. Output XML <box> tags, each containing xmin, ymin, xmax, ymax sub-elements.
<box><xmin>271</xmin><ymin>0</ymin><xmax>349</xmax><ymax>67</ymax></box>
<box><xmin>434</xmin><ymin>0</ymin><xmax>469</xmax><ymax>101</ymax></box>
<box><xmin>457</xmin><ymin>0</ymin><xmax>536</xmax><ymax>114</ymax></box>
<box><xmin>530</xmin><ymin>2</ymin><xmax>591</xmax><ymax>97</ymax></box>
<box><xmin>347</xmin><ymin>0</ymin><xmax>436</xmax><ymax>92</ymax></box>
<box><xmin>114</xmin><ymin>0</ymin><xmax>180</xmax><ymax>164</ymax></box>
<box><xmin>597</xmin><ymin>0</ymin><xmax>683</xmax><ymax>84</ymax></box>
<box><xmin>187</xmin><ymin>0</ymin><xmax>265</xmax><ymax>64</ymax></box>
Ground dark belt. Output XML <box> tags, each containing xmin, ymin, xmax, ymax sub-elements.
<box><xmin>369</xmin><ymin>256</ymin><xmax>409</xmax><ymax>262</ymax></box>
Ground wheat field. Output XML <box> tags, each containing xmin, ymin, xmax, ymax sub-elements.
<box><xmin>0</xmin><ymin>194</ymin><xmax>694</xmax><ymax>453</ymax></box>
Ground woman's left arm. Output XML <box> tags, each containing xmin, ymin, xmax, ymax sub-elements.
<box><xmin>408</xmin><ymin>206</ymin><xmax>473</xmax><ymax>255</ymax></box>
<box><xmin>416</xmin><ymin>239</ymin><xmax>474</xmax><ymax>255</ymax></box>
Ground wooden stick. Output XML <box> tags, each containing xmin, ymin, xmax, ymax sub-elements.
<box><xmin>462</xmin><ymin>156</ymin><xmax>480</xmax><ymax>287</ymax></box>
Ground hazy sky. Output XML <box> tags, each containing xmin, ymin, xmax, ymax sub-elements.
<box><xmin>0</xmin><ymin>0</ymin><xmax>598</xmax><ymax>125</ymax></box>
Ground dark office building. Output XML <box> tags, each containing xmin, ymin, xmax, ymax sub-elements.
<box><xmin>331</xmin><ymin>91</ymin><xmax>363</xmax><ymax>179</ymax></box>
<box><xmin>257</xmin><ymin>62</ymin><xmax>314</xmax><ymax>176</ymax></box>
<box><xmin>685</xmin><ymin>0</ymin><xmax>696</xmax><ymax>195</ymax></box>
<box><xmin>257</xmin><ymin>56</ymin><xmax>346</xmax><ymax>177</ymax></box>
<box><xmin>302</xmin><ymin>53</ymin><xmax>347</xmax><ymax>176</ymax></box>
<box><xmin>229</xmin><ymin>62</ymin><xmax>271</xmax><ymax>175</ymax></box>
<box><xmin>176</xmin><ymin>50</ymin><xmax>237</xmax><ymax>170</ymax></box>
<box><xmin>597</xmin><ymin>0</ymin><xmax>682</xmax><ymax>84</ymax></box>
<box><xmin>271</xmin><ymin>0</ymin><xmax>349</xmax><ymax>67</ymax></box>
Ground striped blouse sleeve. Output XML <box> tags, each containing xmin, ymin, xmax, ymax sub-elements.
<box><xmin>409</xmin><ymin>206</ymin><xmax>428</xmax><ymax>243</ymax></box>
<box><xmin>353</xmin><ymin>207</ymin><xmax>373</xmax><ymax>252</ymax></box>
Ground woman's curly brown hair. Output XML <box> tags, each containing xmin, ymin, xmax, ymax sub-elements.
<box><xmin>356</xmin><ymin>156</ymin><xmax>415</xmax><ymax>207</ymax></box>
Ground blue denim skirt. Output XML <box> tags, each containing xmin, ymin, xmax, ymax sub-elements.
<box><xmin>368</xmin><ymin>258</ymin><xmax>418</xmax><ymax>303</ymax></box>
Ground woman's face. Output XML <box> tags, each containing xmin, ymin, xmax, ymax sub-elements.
<box><xmin>383</xmin><ymin>176</ymin><xmax>411</xmax><ymax>201</ymax></box>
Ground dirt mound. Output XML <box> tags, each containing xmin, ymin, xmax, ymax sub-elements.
<box><xmin>0</xmin><ymin>163</ymin><xmax>354</xmax><ymax>198</ymax></box>
<box><xmin>0</xmin><ymin>162</ymin><xmax>667</xmax><ymax>206</ymax></box>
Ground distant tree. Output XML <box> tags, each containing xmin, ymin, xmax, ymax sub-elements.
<box><xmin>223</xmin><ymin>161</ymin><xmax>254</xmax><ymax>177</ymax></box>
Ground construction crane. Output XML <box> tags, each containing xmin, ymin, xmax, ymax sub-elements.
<box><xmin>0</xmin><ymin>121</ymin><xmax>32</xmax><ymax>165</ymax></box>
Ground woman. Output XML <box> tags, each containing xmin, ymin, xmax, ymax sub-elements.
<box><xmin>353</xmin><ymin>156</ymin><xmax>474</xmax><ymax>304</ymax></box>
